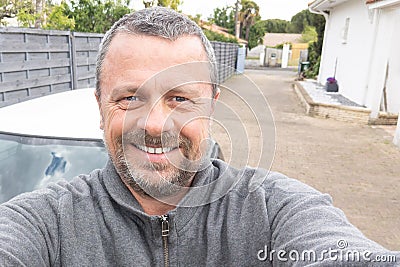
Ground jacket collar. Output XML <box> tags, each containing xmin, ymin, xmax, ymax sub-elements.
<box><xmin>100</xmin><ymin>159</ymin><xmax>223</xmax><ymax>231</ymax></box>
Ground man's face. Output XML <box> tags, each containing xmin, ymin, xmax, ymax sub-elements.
<box><xmin>97</xmin><ymin>33</ymin><xmax>218</xmax><ymax>199</ymax></box>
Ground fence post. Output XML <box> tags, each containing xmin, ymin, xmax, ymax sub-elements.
<box><xmin>69</xmin><ymin>31</ymin><xmax>78</xmax><ymax>90</ymax></box>
<box><xmin>236</xmin><ymin>46</ymin><xmax>246</xmax><ymax>74</ymax></box>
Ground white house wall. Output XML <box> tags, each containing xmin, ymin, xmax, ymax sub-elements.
<box><xmin>318</xmin><ymin>0</ymin><xmax>376</xmax><ymax>106</ymax></box>
<box><xmin>365</xmin><ymin>8</ymin><xmax>400</xmax><ymax>115</ymax></box>
<box><xmin>386</xmin><ymin>11</ymin><xmax>400</xmax><ymax>114</ymax></box>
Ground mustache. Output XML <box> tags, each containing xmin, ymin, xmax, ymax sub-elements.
<box><xmin>122</xmin><ymin>129</ymin><xmax>192</xmax><ymax>149</ymax></box>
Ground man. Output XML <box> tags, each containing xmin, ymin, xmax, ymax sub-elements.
<box><xmin>0</xmin><ymin>7</ymin><xmax>398</xmax><ymax>266</ymax></box>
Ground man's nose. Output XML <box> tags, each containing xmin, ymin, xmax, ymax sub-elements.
<box><xmin>137</xmin><ymin>99</ymin><xmax>174</xmax><ymax>136</ymax></box>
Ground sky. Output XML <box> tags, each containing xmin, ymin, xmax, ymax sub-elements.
<box><xmin>131</xmin><ymin>0</ymin><xmax>312</xmax><ymax>21</ymax></box>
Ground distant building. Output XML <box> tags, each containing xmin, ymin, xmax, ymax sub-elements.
<box><xmin>248</xmin><ymin>33</ymin><xmax>307</xmax><ymax>66</ymax></box>
<box><xmin>263</xmin><ymin>33</ymin><xmax>302</xmax><ymax>47</ymax></box>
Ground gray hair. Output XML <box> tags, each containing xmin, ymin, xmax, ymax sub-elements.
<box><xmin>95</xmin><ymin>7</ymin><xmax>218</xmax><ymax>98</ymax></box>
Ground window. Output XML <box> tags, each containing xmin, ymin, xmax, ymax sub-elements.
<box><xmin>342</xmin><ymin>17</ymin><xmax>350</xmax><ymax>44</ymax></box>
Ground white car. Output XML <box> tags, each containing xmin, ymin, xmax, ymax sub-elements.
<box><xmin>0</xmin><ymin>89</ymin><xmax>223</xmax><ymax>203</ymax></box>
<box><xmin>0</xmin><ymin>89</ymin><xmax>108</xmax><ymax>203</ymax></box>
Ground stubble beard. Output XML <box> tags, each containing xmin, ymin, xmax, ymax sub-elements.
<box><xmin>105</xmin><ymin>130</ymin><xmax>205</xmax><ymax>199</ymax></box>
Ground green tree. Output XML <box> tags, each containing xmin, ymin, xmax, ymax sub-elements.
<box><xmin>63</xmin><ymin>0</ymin><xmax>131</xmax><ymax>33</ymax></box>
<box><xmin>288</xmin><ymin>9</ymin><xmax>308</xmax><ymax>33</ymax></box>
<box><xmin>240</xmin><ymin>0</ymin><xmax>265</xmax><ymax>50</ymax></box>
<box><xmin>16</xmin><ymin>0</ymin><xmax>49</xmax><ymax>28</ymax></box>
<box><xmin>0</xmin><ymin>0</ymin><xmax>16</xmax><ymax>25</ymax></box>
<box><xmin>247</xmin><ymin>19</ymin><xmax>264</xmax><ymax>50</ymax></box>
<box><xmin>1</xmin><ymin>0</ymin><xmax>130</xmax><ymax>31</ymax></box>
<box><xmin>143</xmin><ymin>0</ymin><xmax>182</xmax><ymax>10</ymax></box>
<box><xmin>262</xmin><ymin>19</ymin><xmax>290</xmax><ymax>33</ymax></box>
<box><xmin>209</xmin><ymin>1</ymin><xmax>265</xmax><ymax>49</ymax></box>
<box><xmin>0</xmin><ymin>0</ymin><xmax>44</xmax><ymax>27</ymax></box>
<box><xmin>157</xmin><ymin>0</ymin><xmax>181</xmax><ymax>10</ymax></box>
<box><xmin>210</xmin><ymin>6</ymin><xmax>235</xmax><ymax>34</ymax></box>
<box><xmin>308</xmin><ymin>11</ymin><xmax>326</xmax><ymax>54</ymax></box>
<box><xmin>44</xmin><ymin>1</ymin><xmax>75</xmax><ymax>30</ymax></box>
<box><xmin>304</xmin><ymin>13</ymin><xmax>325</xmax><ymax>78</ymax></box>
<box><xmin>288</xmin><ymin>9</ymin><xmax>324</xmax><ymax>34</ymax></box>
<box><xmin>15</xmin><ymin>1</ymin><xmax>37</xmax><ymax>27</ymax></box>
<box><xmin>300</xmin><ymin>25</ymin><xmax>317</xmax><ymax>43</ymax></box>
<box><xmin>238</xmin><ymin>0</ymin><xmax>259</xmax><ymax>42</ymax></box>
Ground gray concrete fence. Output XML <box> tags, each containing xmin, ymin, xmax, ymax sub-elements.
<box><xmin>0</xmin><ymin>27</ymin><xmax>238</xmax><ymax>107</ymax></box>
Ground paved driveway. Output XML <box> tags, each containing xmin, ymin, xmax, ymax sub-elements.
<box><xmin>214</xmin><ymin>69</ymin><xmax>400</xmax><ymax>251</ymax></box>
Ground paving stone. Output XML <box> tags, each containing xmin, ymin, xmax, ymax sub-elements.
<box><xmin>216</xmin><ymin>69</ymin><xmax>400</xmax><ymax>251</ymax></box>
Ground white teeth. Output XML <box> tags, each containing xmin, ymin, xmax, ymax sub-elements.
<box><xmin>136</xmin><ymin>145</ymin><xmax>174</xmax><ymax>154</ymax></box>
<box><xmin>163</xmin><ymin>147</ymin><xmax>173</xmax><ymax>153</ymax></box>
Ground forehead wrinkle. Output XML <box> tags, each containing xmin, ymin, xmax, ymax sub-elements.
<box><xmin>171</xmin><ymin>82</ymin><xmax>213</xmax><ymax>96</ymax></box>
<box><xmin>110</xmin><ymin>85</ymin><xmax>139</xmax><ymax>97</ymax></box>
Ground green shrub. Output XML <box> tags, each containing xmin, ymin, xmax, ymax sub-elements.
<box><xmin>203</xmin><ymin>29</ymin><xmax>238</xmax><ymax>44</ymax></box>
<box><xmin>304</xmin><ymin>41</ymin><xmax>320</xmax><ymax>79</ymax></box>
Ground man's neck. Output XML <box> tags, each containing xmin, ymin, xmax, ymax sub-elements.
<box><xmin>127</xmin><ymin>185</ymin><xmax>191</xmax><ymax>216</ymax></box>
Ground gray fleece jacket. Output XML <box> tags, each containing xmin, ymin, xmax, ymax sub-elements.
<box><xmin>0</xmin><ymin>159</ymin><xmax>398</xmax><ymax>266</ymax></box>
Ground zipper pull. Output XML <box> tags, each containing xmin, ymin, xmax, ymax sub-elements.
<box><xmin>161</xmin><ymin>215</ymin><xmax>169</xmax><ymax>237</ymax></box>
<box><xmin>161</xmin><ymin>215</ymin><xmax>170</xmax><ymax>267</ymax></box>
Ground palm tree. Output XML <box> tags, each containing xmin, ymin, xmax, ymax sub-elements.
<box><xmin>238</xmin><ymin>0</ymin><xmax>259</xmax><ymax>43</ymax></box>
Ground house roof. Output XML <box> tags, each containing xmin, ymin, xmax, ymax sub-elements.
<box><xmin>309</xmin><ymin>0</ymin><xmax>350</xmax><ymax>10</ymax></box>
<box><xmin>366</xmin><ymin>0</ymin><xmax>400</xmax><ymax>8</ymax></box>
<box><xmin>263</xmin><ymin>33</ymin><xmax>302</xmax><ymax>47</ymax></box>
<box><xmin>309</xmin><ymin>0</ymin><xmax>390</xmax><ymax>10</ymax></box>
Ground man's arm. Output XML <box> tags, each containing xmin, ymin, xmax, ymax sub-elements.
<box><xmin>264</xmin><ymin>173</ymin><xmax>400</xmax><ymax>266</ymax></box>
<box><xmin>0</xmin><ymin>193</ymin><xmax>59</xmax><ymax>266</ymax></box>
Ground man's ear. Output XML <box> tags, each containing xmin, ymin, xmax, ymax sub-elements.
<box><xmin>94</xmin><ymin>91</ymin><xmax>104</xmax><ymax>130</ymax></box>
<box><xmin>213</xmin><ymin>87</ymin><xmax>220</xmax><ymax>102</ymax></box>
<box><xmin>211</xmin><ymin>87</ymin><xmax>220</xmax><ymax>114</ymax></box>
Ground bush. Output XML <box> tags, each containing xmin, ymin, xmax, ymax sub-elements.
<box><xmin>203</xmin><ymin>29</ymin><xmax>238</xmax><ymax>44</ymax></box>
<box><xmin>304</xmin><ymin>41</ymin><xmax>320</xmax><ymax>79</ymax></box>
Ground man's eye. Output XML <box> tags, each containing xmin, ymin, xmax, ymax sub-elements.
<box><xmin>125</xmin><ymin>96</ymin><xmax>138</xmax><ymax>101</ymax></box>
<box><xmin>173</xmin><ymin>96</ymin><xmax>188</xmax><ymax>102</ymax></box>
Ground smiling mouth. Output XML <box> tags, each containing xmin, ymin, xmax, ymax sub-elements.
<box><xmin>134</xmin><ymin>145</ymin><xmax>177</xmax><ymax>154</ymax></box>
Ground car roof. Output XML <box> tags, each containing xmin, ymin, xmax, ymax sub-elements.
<box><xmin>0</xmin><ymin>88</ymin><xmax>103</xmax><ymax>140</ymax></box>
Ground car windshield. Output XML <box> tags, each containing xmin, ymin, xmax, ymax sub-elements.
<box><xmin>0</xmin><ymin>132</ymin><xmax>108</xmax><ymax>203</ymax></box>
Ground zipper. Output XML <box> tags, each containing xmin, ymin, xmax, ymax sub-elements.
<box><xmin>160</xmin><ymin>215</ymin><xmax>169</xmax><ymax>267</ymax></box>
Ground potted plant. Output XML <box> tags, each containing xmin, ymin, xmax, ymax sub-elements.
<box><xmin>326</xmin><ymin>77</ymin><xmax>338</xmax><ymax>92</ymax></box>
